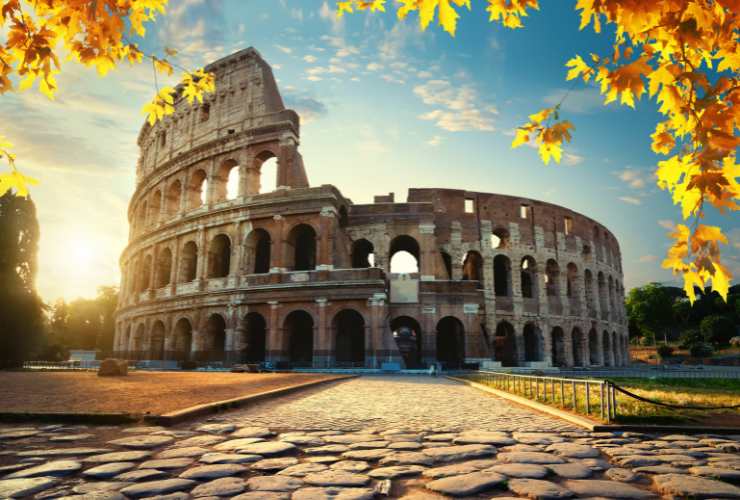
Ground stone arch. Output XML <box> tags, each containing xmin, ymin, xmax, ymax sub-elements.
<box><xmin>286</xmin><ymin>223</ymin><xmax>317</xmax><ymax>271</ymax></box>
<box><xmin>187</xmin><ymin>169</ymin><xmax>208</xmax><ymax>209</ymax></box>
<box><xmin>584</xmin><ymin>269</ymin><xmax>595</xmax><ymax>316</ymax></box>
<box><xmin>436</xmin><ymin>316</ymin><xmax>465</xmax><ymax>369</ymax></box>
<box><xmin>602</xmin><ymin>329</ymin><xmax>612</xmax><ymax>366</ymax></box>
<box><xmin>491</xmin><ymin>226</ymin><xmax>510</xmax><ymax>249</ymax></box>
<box><xmin>523</xmin><ymin>322</ymin><xmax>542</xmax><ymax>362</ymax></box>
<box><xmin>213</xmin><ymin>158</ymin><xmax>239</xmax><ymax>202</ymax></box>
<box><xmin>597</xmin><ymin>271</ymin><xmax>608</xmax><ymax>319</ymax></box>
<box><xmin>254</xmin><ymin>150</ymin><xmax>278</xmax><ymax>194</ymax></box>
<box><xmin>204</xmin><ymin>313</ymin><xmax>226</xmax><ymax>362</ymax></box>
<box><xmin>208</xmin><ymin>234</ymin><xmax>231</xmax><ymax>278</ymax></box>
<box><xmin>390</xmin><ymin>316</ymin><xmax>422</xmax><ymax>368</ymax></box>
<box><xmin>132</xmin><ymin>323</ymin><xmax>147</xmax><ymax>359</ymax></box>
<box><xmin>545</xmin><ymin>259</ymin><xmax>560</xmax><ymax>297</ymax></box>
<box><xmin>242</xmin><ymin>312</ymin><xmax>267</xmax><ymax>363</ymax></box>
<box><xmin>566</xmin><ymin>262</ymin><xmax>578</xmax><ymax>298</ymax></box>
<box><xmin>608</xmin><ymin>275</ymin><xmax>615</xmax><ymax>320</ymax></box>
<box><xmin>612</xmin><ymin>331</ymin><xmax>620</xmax><ymax>366</ymax></box>
<box><xmin>493</xmin><ymin>254</ymin><xmax>512</xmax><ymax>296</ymax></box>
<box><xmin>149</xmin><ymin>320</ymin><xmax>166</xmax><ymax>360</ymax></box>
<box><xmin>139</xmin><ymin>254</ymin><xmax>152</xmax><ymax>292</ymax></box>
<box><xmin>333</xmin><ymin>309</ymin><xmax>365</xmax><ymax>366</ymax></box>
<box><xmin>351</xmin><ymin>239</ymin><xmax>375</xmax><ymax>268</ymax></box>
<box><xmin>462</xmin><ymin>251</ymin><xmax>483</xmax><ymax>282</ymax></box>
<box><xmin>440</xmin><ymin>251</ymin><xmax>453</xmax><ymax>279</ymax></box>
<box><xmin>180</xmin><ymin>241</ymin><xmax>198</xmax><ymax>282</ymax></box>
<box><xmin>165</xmin><ymin>179</ymin><xmax>182</xmax><ymax>217</ymax></box>
<box><xmin>244</xmin><ymin>229</ymin><xmax>271</xmax><ymax>274</ymax></box>
<box><xmin>389</xmin><ymin>235</ymin><xmax>420</xmax><ymax>273</ymax></box>
<box><xmin>173</xmin><ymin>318</ymin><xmax>193</xmax><ymax>361</ymax></box>
<box><xmin>494</xmin><ymin>321</ymin><xmax>517</xmax><ymax>367</ymax></box>
<box><xmin>149</xmin><ymin>189</ymin><xmax>162</xmax><ymax>226</ymax></box>
<box><xmin>136</xmin><ymin>200</ymin><xmax>147</xmax><ymax>232</ymax></box>
<box><xmin>572</xmin><ymin>327</ymin><xmax>585</xmax><ymax>366</ymax></box>
<box><xmin>550</xmin><ymin>326</ymin><xmax>567</xmax><ymax>367</ymax></box>
<box><xmin>589</xmin><ymin>327</ymin><xmax>599</xmax><ymax>365</ymax></box>
<box><xmin>155</xmin><ymin>247</ymin><xmax>173</xmax><ymax>288</ymax></box>
<box><xmin>520</xmin><ymin>256</ymin><xmax>538</xmax><ymax>298</ymax></box>
<box><xmin>285</xmin><ymin>310</ymin><xmax>314</xmax><ymax>367</ymax></box>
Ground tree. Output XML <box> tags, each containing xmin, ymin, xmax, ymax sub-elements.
<box><xmin>700</xmin><ymin>315</ymin><xmax>735</xmax><ymax>347</ymax></box>
<box><xmin>0</xmin><ymin>0</ymin><xmax>215</xmax><ymax>196</ymax></box>
<box><xmin>626</xmin><ymin>283</ymin><xmax>676</xmax><ymax>343</ymax></box>
<box><xmin>343</xmin><ymin>0</ymin><xmax>738</xmax><ymax>303</ymax></box>
<box><xmin>0</xmin><ymin>191</ymin><xmax>44</xmax><ymax>367</ymax></box>
<box><xmin>95</xmin><ymin>286</ymin><xmax>119</xmax><ymax>353</ymax></box>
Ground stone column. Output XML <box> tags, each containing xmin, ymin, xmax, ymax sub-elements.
<box><xmin>272</xmin><ymin>215</ymin><xmax>285</xmax><ymax>271</ymax></box>
<box><xmin>318</xmin><ymin>208</ymin><xmax>335</xmax><ymax>270</ymax></box>
<box><xmin>315</xmin><ymin>298</ymin><xmax>328</xmax><ymax>367</ymax></box>
<box><xmin>419</xmin><ymin>222</ymin><xmax>436</xmax><ymax>281</ymax></box>
<box><xmin>267</xmin><ymin>301</ymin><xmax>282</xmax><ymax>363</ymax></box>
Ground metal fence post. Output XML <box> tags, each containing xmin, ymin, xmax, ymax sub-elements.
<box><xmin>571</xmin><ymin>380</ymin><xmax>576</xmax><ymax>410</ymax></box>
<box><xmin>585</xmin><ymin>382</ymin><xmax>590</xmax><ymax>414</ymax></box>
<box><xmin>600</xmin><ymin>382</ymin><xmax>605</xmax><ymax>421</ymax></box>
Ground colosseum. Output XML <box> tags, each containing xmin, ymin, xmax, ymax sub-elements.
<box><xmin>113</xmin><ymin>48</ymin><xmax>629</xmax><ymax>370</ymax></box>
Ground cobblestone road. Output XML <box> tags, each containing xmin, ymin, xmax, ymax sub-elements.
<box><xmin>224</xmin><ymin>376</ymin><xmax>578</xmax><ymax>432</ymax></box>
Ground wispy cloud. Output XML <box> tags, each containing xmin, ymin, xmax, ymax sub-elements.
<box><xmin>414</xmin><ymin>79</ymin><xmax>496</xmax><ymax>132</ymax></box>
<box><xmin>613</xmin><ymin>167</ymin><xmax>653</xmax><ymax>189</ymax></box>
<box><xmin>638</xmin><ymin>255</ymin><xmax>659</xmax><ymax>263</ymax></box>
<box><xmin>657</xmin><ymin>219</ymin><xmax>676</xmax><ymax>231</ymax></box>
<box><xmin>427</xmin><ymin>135</ymin><xmax>443</xmax><ymax>146</ymax></box>
<box><xmin>283</xmin><ymin>90</ymin><xmax>329</xmax><ymax>124</ymax></box>
<box><xmin>618</xmin><ymin>196</ymin><xmax>642</xmax><ymax>205</ymax></box>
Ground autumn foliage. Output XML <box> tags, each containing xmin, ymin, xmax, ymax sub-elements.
<box><xmin>343</xmin><ymin>0</ymin><xmax>738</xmax><ymax>302</ymax></box>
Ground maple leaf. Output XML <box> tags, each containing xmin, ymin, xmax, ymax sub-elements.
<box><xmin>565</xmin><ymin>55</ymin><xmax>592</xmax><ymax>82</ymax></box>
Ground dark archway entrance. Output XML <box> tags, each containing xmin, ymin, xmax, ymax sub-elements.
<box><xmin>242</xmin><ymin>312</ymin><xmax>266</xmax><ymax>363</ymax></box>
<box><xmin>173</xmin><ymin>318</ymin><xmax>192</xmax><ymax>362</ymax></box>
<box><xmin>150</xmin><ymin>321</ymin><xmax>165</xmax><ymax>361</ymax></box>
<box><xmin>204</xmin><ymin>314</ymin><xmax>226</xmax><ymax>362</ymax></box>
<box><xmin>390</xmin><ymin>316</ymin><xmax>422</xmax><ymax>368</ymax></box>
<box><xmin>551</xmin><ymin>327</ymin><xmax>566</xmax><ymax>367</ymax></box>
<box><xmin>285</xmin><ymin>310</ymin><xmax>314</xmax><ymax>367</ymax></box>
<box><xmin>494</xmin><ymin>321</ymin><xmax>517</xmax><ymax>366</ymax></box>
<box><xmin>351</xmin><ymin>239</ymin><xmax>374</xmax><ymax>268</ymax></box>
<box><xmin>436</xmin><ymin>316</ymin><xmax>465</xmax><ymax>369</ymax></box>
<box><xmin>333</xmin><ymin>310</ymin><xmax>365</xmax><ymax>366</ymax></box>
<box><xmin>523</xmin><ymin>323</ymin><xmax>542</xmax><ymax>362</ymax></box>
<box><xmin>287</xmin><ymin>224</ymin><xmax>316</xmax><ymax>271</ymax></box>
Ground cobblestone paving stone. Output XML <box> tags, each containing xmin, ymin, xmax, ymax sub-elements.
<box><xmin>0</xmin><ymin>376</ymin><xmax>738</xmax><ymax>499</ymax></box>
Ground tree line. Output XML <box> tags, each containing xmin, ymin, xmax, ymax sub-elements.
<box><xmin>0</xmin><ymin>192</ymin><xmax>118</xmax><ymax>368</ymax></box>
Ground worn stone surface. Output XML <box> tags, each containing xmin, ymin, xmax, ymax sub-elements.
<box><xmin>190</xmin><ymin>476</ymin><xmax>246</xmax><ymax>497</ymax></box>
<box><xmin>498</xmin><ymin>452</ymin><xmax>566</xmax><ymax>465</ymax></box>
<box><xmin>368</xmin><ymin>465</ymin><xmax>425</xmax><ymax>479</ymax></box>
<box><xmin>82</xmin><ymin>462</ymin><xmax>136</xmax><ymax>478</ymax></box>
<box><xmin>278</xmin><ymin>462</ymin><xmax>328</xmax><ymax>477</ymax></box>
<box><xmin>246</xmin><ymin>475</ymin><xmax>304</xmax><ymax>492</ymax></box>
<box><xmin>84</xmin><ymin>451</ymin><xmax>152</xmax><ymax>463</ymax></box>
<box><xmin>425</xmin><ymin>471</ymin><xmax>506</xmax><ymax>496</ymax></box>
<box><xmin>605</xmin><ymin>467</ymin><xmax>638</xmax><ymax>482</ymax></box>
<box><xmin>119</xmin><ymin>479</ymin><xmax>196</xmax><ymax>498</ymax></box>
<box><xmin>178</xmin><ymin>463</ymin><xmax>246</xmax><ymax>480</ymax></box>
<box><xmin>108</xmin><ymin>435</ymin><xmax>174</xmax><ymax>449</ymax></box>
<box><xmin>251</xmin><ymin>457</ymin><xmax>299</xmax><ymax>471</ymax></box>
<box><xmin>652</xmin><ymin>473</ymin><xmax>740</xmax><ymax>498</ymax></box>
<box><xmin>5</xmin><ymin>460</ymin><xmax>81</xmax><ymax>478</ymax></box>
<box><xmin>508</xmin><ymin>478</ymin><xmax>574</xmax><ymax>499</ymax></box>
<box><xmin>564</xmin><ymin>479</ymin><xmax>657</xmax><ymax>498</ymax></box>
<box><xmin>422</xmin><ymin>459</ymin><xmax>498</xmax><ymax>479</ymax></box>
<box><xmin>490</xmin><ymin>463</ymin><xmax>550</xmax><ymax>479</ymax></box>
<box><xmin>0</xmin><ymin>477</ymin><xmax>59</xmax><ymax>498</ymax></box>
<box><xmin>547</xmin><ymin>462</ymin><xmax>593</xmax><ymax>479</ymax></box>
<box><xmin>292</xmin><ymin>486</ymin><xmax>376</xmax><ymax>500</ymax></box>
<box><xmin>304</xmin><ymin>470</ymin><xmax>370</xmax><ymax>487</ymax></box>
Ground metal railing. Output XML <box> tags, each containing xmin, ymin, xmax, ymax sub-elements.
<box><xmin>469</xmin><ymin>370</ymin><xmax>618</xmax><ymax>423</ymax></box>
<box><xmin>559</xmin><ymin>367</ymin><xmax>740</xmax><ymax>379</ymax></box>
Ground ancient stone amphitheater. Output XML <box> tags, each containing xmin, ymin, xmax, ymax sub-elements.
<box><xmin>113</xmin><ymin>48</ymin><xmax>629</xmax><ymax>369</ymax></box>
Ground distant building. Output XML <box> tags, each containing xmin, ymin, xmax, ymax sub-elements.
<box><xmin>113</xmin><ymin>48</ymin><xmax>629</xmax><ymax>369</ymax></box>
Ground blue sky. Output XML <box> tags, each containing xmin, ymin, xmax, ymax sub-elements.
<box><xmin>4</xmin><ymin>0</ymin><xmax>737</xmax><ymax>301</ymax></box>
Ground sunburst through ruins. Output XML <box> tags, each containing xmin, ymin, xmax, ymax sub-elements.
<box><xmin>113</xmin><ymin>48</ymin><xmax>629</xmax><ymax>370</ymax></box>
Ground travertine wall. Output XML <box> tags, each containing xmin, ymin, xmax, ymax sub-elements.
<box><xmin>114</xmin><ymin>48</ymin><xmax>629</xmax><ymax>369</ymax></box>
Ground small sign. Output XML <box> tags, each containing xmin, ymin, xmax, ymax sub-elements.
<box><xmin>463</xmin><ymin>303</ymin><xmax>479</xmax><ymax>314</ymax></box>
<box><xmin>422</xmin><ymin>306</ymin><xmax>436</xmax><ymax>314</ymax></box>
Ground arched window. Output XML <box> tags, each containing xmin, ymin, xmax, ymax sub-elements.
<box><xmin>149</xmin><ymin>321</ymin><xmax>166</xmax><ymax>361</ymax></box>
<box><xmin>285</xmin><ymin>310</ymin><xmax>314</xmax><ymax>367</ymax></box>
<box><xmin>188</xmin><ymin>169</ymin><xmax>208</xmax><ymax>209</ymax></box>
<box><xmin>588</xmin><ymin>328</ymin><xmax>599</xmax><ymax>365</ymax></box>
<box><xmin>155</xmin><ymin>248</ymin><xmax>172</xmax><ymax>288</ymax></box>
<box><xmin>257</xmin><ymin>153</ymin><xmax>278</xmax><ymax>194</ymax></box>
<box><xmin>244</xmin><ymin>229</ymin><xmax>271</xmax><ymax>274</ymax></box>
<box><xmin>286</xmin><ymin>224</ymin><xmax>316</xmax><ymax>271</ymax></box>
<box><xmin>566</xmin><ymin>262</ymin><xmax>578</xmax><ymax>298</ymax></box>
<box><xmin>139</xmin><ymin>254</ymin><xmax>152</xmax><ymax>292</ymax></box>
<box><xmin>597</xmin><ymin>271</ymin><xmax>608</xmax><ymax>319</ymax></box>
<box><xmin>351</xmin><ymin>239</ymin><xmax>375</xmax><ymax>268</ymax></box>
<box><xmin>149</xmin><ymin>190</ymin><xmax>162</xmax><ymax>226</ymax></box>
<box><xmin>242</xmin><ymin>312</ymin><xmax>267</xmax><ymax>363</ymax></box>
<box><xmin>493</xmin><ymin>254</ymin><xmax>511</xmax><ymax>296</ymax></box>
<box><xmin>608</xmin><ymin>275</ymin><xmax>615</xmax><ymax>320</ymax></box>
<box><xmin>166</xmin><ymin>180</ymin><xmax>182</xmax><ymax>217</ymax></box>
<box><xmin>390</xmin><ymin>316</ymin><xmax>422</xmax><ymax>368</ymax></box>
<box><xmin>494</xmin><ymin>321</ymin><xmax>517</xmax><ymax>366</ymax></box>
<box><xmin>551</xmin><ymin>327</ymin><xmax>566</xmax><ymax>367</ymax></box>
<box><xmin>133</xmin><ymin>324</ymin><xmax>146</xmax><ymax>359</ymax></box>
<box><xmin>523</xmin><ymin>323</ymin><xmax>542</xmax><ymax>362</ymax></box>
<box><xmin>572</xmin><ymin>327</ymin><xmax>584</xmax><ymax>366</ymax></box>
<box><xmin>137</xmin><ymin>201</ymin><xmax>148</xmax><ymax>231</ymax></box>
<box><xmin>205</xmin><ymin>314</ymin><xmax>226</xmax><ymax>361</ymax></box>
<box><xmin>173</xmin><ymin>318</ymin><xmax>192</xmax><ymax>361</ymax></box>
<box><xmin>584</xmin><ymin>269</ymin><xmax>595</xmax><ymax>316</ymax></box>
<box><xmin>440</xmin><ymin>251</ymin><xmax>452</xmax><ymax>279</ymax></box>
<box><xmin>602</xmin><ymin>329</ymin><xmax>612</xmax><ymax>366</ymax></box>
<box><xmin>215</xmin><ymin>159</ymin><xmax>239</xmax><ymax>201</ymax></box>
<box><xmin>436</xmin><ymin>316</ymin><xmax>465</xmax><ymax>369</ymax></box>
<box><xmin>180</xmin><ymin>241</ymin><xmax>198</xmax><ymax>282</ymax></box>
<box><xmin>520</xmin><ymin>256</ymin><xmax>537</xmax><ymax>298</ymax></box>
<box><xmin>208</xmin><ymin>234</ymin><xmax>231</xmax><ymax>278</ymax></box>
<box><xmin>389</xmin><ymin>235</ymin><xmax>420</xmax><ymax>273</ymax></box>
<box><xmin>334</xmin><ymin>310</ymin><xmax>365</xmax><ymax>366</ymax></box>
<box><xmin>462</xmin><ymin>251</ymin><xmax>483</xmax><ymax>281</ymax></box>
<box><xmin>545</xmin><ymin>259</ymin><xmax>560</xmax><ymax>296</ymax></box>
<box><xmin>491</xmin><ymin>226</ymin><xmax>509</xmax><ymax>249</ymax></box>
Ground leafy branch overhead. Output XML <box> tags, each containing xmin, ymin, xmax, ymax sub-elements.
<box><xmin>0</xmin><ymin>0</ymin><xmax>216</xmax><ymax>191</ymax></box>
<box><xmin>341</xmin><ymin>0</ymin><xmax>739</xmax><ymax>302</ymax></box>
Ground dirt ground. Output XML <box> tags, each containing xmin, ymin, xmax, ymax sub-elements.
<box><xmin>0</xmin><ymin>371</ymin><xmax>340</xmax><ymax>416</ymax></box>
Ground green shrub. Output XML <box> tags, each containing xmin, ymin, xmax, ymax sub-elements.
<box><xmin>657</xmin><ymin>344</ymin><xmax>674</xmax><ymax>359</ymax></box>
<box><xmin>679</xmin><ymin>328</ymin><xmax>703</xmax><ymax>349</ymax></box>
<box><xmin>689</xmin><ymin>342</ymin><xmax>714</xmax><ymax>358</ymax></box>
<box><xmin>639</xmin><ymin>336</ymin><xmax>654</xmax><ymax>346</ymax></box>
<box><xmin>700</xmin><ymin>315</ymin><xmax>735</xmax><ymax>346</ymax></box>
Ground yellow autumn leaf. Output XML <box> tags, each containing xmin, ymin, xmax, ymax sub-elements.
<box><xmin>565</xmin><ymin>54</ymin><xmax>592</xmax><ymax>81</ymax></box>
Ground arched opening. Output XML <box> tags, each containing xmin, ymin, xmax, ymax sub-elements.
<box><xmin>180</xmin><ymin>241</ymin><xmax>198</xmax><ymax>282</ymax></box>
<box><xmin>436</xmin><ymin>316</ymin><xmax>465</xmax><ymax>369</ymax></box>
<box><xmin>139</xmin><ymin>254</ymin><xmax>152</xmax><ymax>292</ymax></box>
<box><xmin>205</xmin><ymin>314</ymin><xmax>226</xmax><ymax>361</ymax></box>
<box><xmin>222</xmin><ymin>160</ymin><xmax>240</xmax><ymax>200</ymax></box>
<box><xmin>608</xmin><ymin>275</ymin><xmax>615</xmax><ymax>320</ymax></box>
<box><xmin>121</xmin><ymin>325</ymin><xmax>131</xmax><ymax>355</ymax></box>
<box><xmin>597</xmin><ymin>272</ymin><xmax>608</xmax><ymax>319</ymax></box>
<box><xmin>566</xmin><ymin>262</ymin><xmax>578</xmax><ymax>298</ymax></box>
<box><xmin>612</xmin><ymin>331</ymin><xmax>620</xmax><ymax>366</ymax></box>
<box><xmin>286</xmin><ymin>224</ymin><xmax>317</xmax><ymax>271</ymax></box>
<box><xmin>285</xmin><ymin>310</ymin><xmax>314</xmax><ymax>367</ymax></box>
<box><xmin>603</xmin><ymin>330</ymin><xmax>612</xmax><ymax>366</ymax></box>
<box><xmin>132</xmin><ymin>324</ymin><xmax>146</xmax><ymax>360</ymax></box>
<box><xmin>149</xmin><ymin>321</ymin><xmax>165</xmax><ymax>361</ymax></box>
<box><xmin>173</xmin><ymin>318</ymin><xmax>193</xmax><ymax>362</ymax></box>
<box><xmin>338</xmin><ymin>206</ymin><xmax>349</xmax><ymax>228</ymax></box>
<box><xmin>572</xmin><ymin>327</ymin><xmax>584</xmax><ymax>366</ymax></box>
<box><xmin>551</xmin><ymin>327</ymin><xmax>566</xmax><ymax>367</ymax></box>
<box><xmin>166</xmin><ymin>180</ymin><xmax>182</xmax><ymax>217</ymax></box>
<box><xmin>493</xmin><ymin>254</ymin><xmax>511</xmax><ymax>296</ymax></box>
<box><xmin>333</xmin><ymin>310</ymin><xmax>365</xmax><ymax>366</ymax></box>
<box><xmin>491</xmin><ymin>226</ymin><xmax>510</xmax><ymax>249</ymax></box>
<box><xmin>390</xmin><ymin>316</ymin><xmax>422</xmax><ymax>368</ymax></box>
<box><xmin>208</xmin><ymin>234</ymin><xmax>231</xmax><ymax>278</ymax></box>
<box><xmin>137</xmin><ymin>201</ymin><xmax>147</xmax><ymax>232</ymax></box>
<box><xmin>462</xmin><ymin>251</ymin><xmax>483</xmax><ymax>282</ymax></box>
<box><xmin>149</xmin><ymin>190</ymin><xmax>161</xmax><ymax>226</ymax></box>
<box><xmin>523</xmin><ymin>323</ymin><xmax>542</xmax><ymax>362</ymax></box>
<box><xmin>494</xmin><ymin>321</ymin><xmax>517</xmax><ymax>366</ymax></box>
<box><xmin>155</xmin><ymin>248</ymin><xmax>172</xmax><ymax>288</ymax></box>
<box><xmin>242</xmin><ymin>312</ymin><xmax>266</xmax><ymax>363</ymax></box>
<box><xmin>188</xmin><ymin>169</ymin><xmax>208</xmax><ymax>209</ymax></box>
<box><xmin>440</xmin><ymin>251</ymin><xmax>452</xmax><ymax>279</ymax></box>
<box><xmin>258</xmin><ymin>154</ymin><xmax>278</xmax><ymax>194</ymax></box>
<box><xmin>520</xmin><ymin>256</ymin><xmax>537</xmax><ymax>298</ymax></box>
<box><xmin>244</xmin><ymin>229</ymin><xmax>271</xmax><ymax>274</ymax></box>
<box><xmin>589</xmin><ymin>328</ymin><xmax>599</xmax><ymax>365</ymax></box>
<box><xmin>351</xmin><ymin>239</ymin><xmax>375</xmax><ymax>268</ymax></box>
<box><xmin>545</xmin><ymin>259</ymin><xmax>560</xmax><ymax>297</ymax></box>
<box><xmin>389</xmin><ymin>235</ymin><xmax>420</xmax><ymax>273</ymax></box>
<box><xmin>584</xmin><ymin>269</ymin><xmax>595</xmax><ymax>316</ymax></box>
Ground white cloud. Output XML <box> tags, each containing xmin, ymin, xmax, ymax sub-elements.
<box><xmin>417</xmin><ymin>70</ymin><xmax>433</xmax><ymax>79</ymax></box>
<box><xmin>638</xmin><ymin>255</ymin><xmax>659</xmax><ymax>263</ymax></box>
<box><xmin>413</xmin><ymin>79</ymin><xmax>496</xmax><ymax>132</ymax></box>
<box><xmin>382</xmin><ymin>74</ymin><xmax>406</xmax><ymax>85</ymax></box>
<box><xmin>427</xmin><ymin>135</ymin><xmax>442</xmax><ymax>146</ymax></box>
<box><xmin>563</xmin><ymin>153</ymin><xmax>584</xmax><ymax>166</ymax></box>
<box><xmin>618</xmin><ymin>196</ymin><xmax>642</xmax><ymax>205</ymax></box>
<box><xmin>614</xmin><ymin>167</ymin><xmax>653</xmax><ymax>189</ymax></box>
<box><xmin>336</xmin><ymin>46</ymin><xmax>359</xmax><ymax>58</ymax></box>
<box><xmin>303</xmin><ymin>54</ymin><xmax>318</xmax><ymax>63</ymax></box>
<box><xmin>275</xmin><ymin>44</ymin><xmax>293</xmax><ymax>54</ymax></box>
<box><xmin>366</xmin><ymin>62</ymin><xmax>383</xmax><ymax>71</ymax></box>
<box><xmin>657</xmin><ymin>219</ymin><xmax>676</xmax><ymax>231</ymax></box>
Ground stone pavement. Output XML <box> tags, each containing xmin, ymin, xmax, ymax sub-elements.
<box><xmin>0</xmin><ymin>376</ymin><xmax>738</xmax><ymax>499</ymax></box>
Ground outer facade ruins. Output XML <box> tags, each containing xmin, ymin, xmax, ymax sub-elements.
<box><xmin>113</xmin><ymin>48</ymin><xmax>629</xmax><ymax>369</ymax></box>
